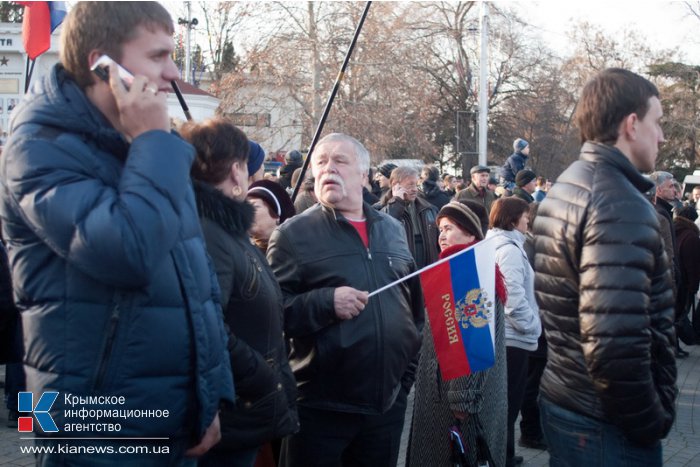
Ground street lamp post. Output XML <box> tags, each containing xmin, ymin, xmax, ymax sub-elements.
<box><xmin>177</xmin><ymin>1</ymin><xmax>198</xmax><ymax>83</ymax></box>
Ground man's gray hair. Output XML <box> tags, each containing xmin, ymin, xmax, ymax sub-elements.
<box><xmin>315</xmin><ymin>133</ymin><xmax>370</xmax><ymax>173</ymax></box>
<box><xmin>390</xmin><ymin>166</ymin><xmax>419</xmax><ymax>184</ymax></box>
<box><xmin>649</xmin><ymin>171</ymin><xmax>674</xmax><ymax>188</ymax></box>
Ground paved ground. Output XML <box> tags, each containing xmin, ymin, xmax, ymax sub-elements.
<box><xmin>519</xmin><ymin>343</ymin><xmax>700</xmax><ymax>467</ymax></box>
<box><xmin>0</xmin><ymin>344</ymin><xmax>699</xmax><ymax>465</ymax></box>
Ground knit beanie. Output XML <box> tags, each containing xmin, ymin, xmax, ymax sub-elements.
<box><xmin>515</xmin><ymin>169</ymin><xmax>536</xmax><ymax>187</ymax></box>
<box><xmin>247</xmin><ymin>180</ymin><xmax>296</xmax><ymax>223</ymax></box>
<box><xmin>437</xmin><ymin>201</ymin><xmax>484</xmax><ymax>240</ymax></box>
<box><xmin>285</xmin><ymin>150</ymin><xmax>303</xmax><ymax>164</ymax></box>
<box><xmin>377</xmin><ymin>162</ymin><xmax>397</xmax><ymax>179</ymax></box>
<box><xmin>513</xmin><ymin>138</ymin><xmax>529</xmax><ymax>152</ymax></box>
<box><xmin>247</xmin><ymin>141</ymin><xmax>265</xmax><ymax>177</ymax></box>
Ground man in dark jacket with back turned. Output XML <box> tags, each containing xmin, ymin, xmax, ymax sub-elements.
<box><xmin>533</xmin><ymin>68</ymin><xmax>676</xmax><ymax>466</ymax></box>
<box><xmin>268</xmin><ymin>133</ymin><xmax>424</xmax><ymax>467</ymax></box>
<box><xmin>0</xmin><ymin>3</ymin><xmax>233</xmax><ymax>463</ymax></box>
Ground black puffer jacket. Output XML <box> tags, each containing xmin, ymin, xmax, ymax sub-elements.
<box><xmin>532</xmin><ymin>142</ymin><xmax>676</xmax><ymax>446</ymax></box>
<box><xmin>267</xmin><ymin>203</ymin><xmax>424</xmax><ymax>414</ymax></box>
<box><xmin>194</xmin><ymin>182</ymin><xmax>298</xmax><ymax>450</ymax></box>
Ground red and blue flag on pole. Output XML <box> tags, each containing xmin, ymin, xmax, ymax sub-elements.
<box><xmin>419</xmin><ymin>241</ymin><xmax>496</xmax><ymax>381</ymax></box>
<box><xmin>18</xmin><ymin>1</ymin><xmax>67</xmax><ymax>60</ymax></box>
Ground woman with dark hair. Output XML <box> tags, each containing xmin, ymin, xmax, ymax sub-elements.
<box><xmin>410</xmin><ymin>201</ymin><xmax>508</xmax><ymax>467</ymax></box>
<box><xmin>181</xmin><ymin>118</ymin><xmax>298</xmax><ymax>467</ymax></box>
<box><xmin>485</xmin><ymin>197</ymin><xmax>541</xmax><ymax>467</ymax></box>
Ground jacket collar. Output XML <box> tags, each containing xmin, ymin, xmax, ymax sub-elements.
<box><xmin>579</xmin><ymin>141</ymin><xmax>654</xmax><ymax>194</ymax></box>
<box><xmin>513</xmin><ymin>187</ymin><xmax>534</xmax><ymax>203</ymax></box>
<box><xmin>320</xmin><ymin>201</ymin><xmax>384</xmax><ymax>229</ymax></box>
<box><xmin>193</xmin><ymin>180</ymin><xmax>254</xmax><ymax>236</ymax></box>
<box><xmin>15</xmin><ymin>64</ymin><xmax>129</xmax><ymax>161</ymax></box>
<box><xmin>486</xmin><ymin>227</ymin><xmax>526</xmax><ymax>246</ymax></box>
<box><xmin>656</xmin><ymin>197</ymin><xmax>674</xmax><ymax>215</ymax></box>
<box><xmin>468</xmin><ymin>183</ymin><xmax>486</xmax><ymax>196</ymax></box>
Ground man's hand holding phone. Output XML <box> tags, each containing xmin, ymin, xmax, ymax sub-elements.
<box><xmin>391</xmin><ymin>183</ymin><xmax>409</xmax><ymax>202</ymax></box>
<box><xmin>98</xmin><ymin>56</ymin><xmax>170</xmax><ymax>140</ymax></box>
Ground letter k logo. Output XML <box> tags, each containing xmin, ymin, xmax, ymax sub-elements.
<box><xmin>18</xmin><ymin>392</ymin><xmax>59</xmax><ymax>433</ymax></box>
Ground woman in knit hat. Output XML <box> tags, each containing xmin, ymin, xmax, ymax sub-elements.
<box><xmin>410</xmin><ymin>201</ymin><xmax>508</xmax><ymax>467</ymax></box>
<box><xmin>247</xmin><ymin>180</ymin><xmax>296</xmax><ymax>253</ymax></box>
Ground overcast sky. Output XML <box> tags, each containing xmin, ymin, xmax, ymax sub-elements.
<box><xmin>524</xmin><ymin>0</ymin><xmax>700</xmax><ymax>64</ymax></box>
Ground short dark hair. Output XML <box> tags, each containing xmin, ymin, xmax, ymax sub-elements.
<box><xmin>575</xmin><ymin>68</ymin><xmax>659</xmax><ymax>145</ymax></box>
<box><xmin>181</xmin><ymin>118</ymin><xmax>249</xmax><ymax>185</ymax></box>
<box><xmin>489</xmin><ymin>197</ymin><xmax>530</xmax><ymax>231</ymax></box>
<box><xmin>60</xmin><ymin>2</ymin><xmax>174</xmax><ymax>89</ymax></box>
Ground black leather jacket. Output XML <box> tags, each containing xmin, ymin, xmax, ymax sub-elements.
<box><xmin>267</xmin><ymin>203</ymin><xmax>424</xmax><ymax>414</ymax></box>
<box><xmin>379</xmin><ymin>195</ymin><xmax>439</xmax><ymax>268</ymax></box>
<box><xmin>532</xmin><ymin>142</ymin><xmax>677</xmax><ymax>446</ymax></box>
<box><xmin>194</xmin><ymin>182</ymin><xmax>298</xmax><ymax>450</ymax></box>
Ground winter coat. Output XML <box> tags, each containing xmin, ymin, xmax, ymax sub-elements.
<box><xmin>194</xmin><ymin>182</ymin><xmax>298</xmax><ymax>451</ymax></box>
<box><xmin>279</xmin><ymin>161</ymin><xmax>302</xmax><ymax>190</ymax></box>
<box><xmin>456</xmin><ymin>183</ymin><xmax>498</xmax><ymax>214</ymax></box>
<box><xmin>0</xmin><ymin>241</ymin><xmax>20</xmax><ymax>364</ymax></box>
<box><xmin>362</xmin><ymin>186</ymin><xmax>379</xmax><ymax>205</ymax></box>
<box><xmin>656</xmin><ymin>198</ymin><xmax>680</xmax><ymax>288</ymax></box>
<box><xmin>379</xmin><ymin>195</ymin><xmax>439</xmax><ymax>268</ymax></box>
<box><xmin>0</xmin><ymin>64</ymin><xmax>234</xmax><ymax>439</ymax></box>
<box><xmin>267</xmin><ymin>203</ymin><xmax>424</xmax><ymax>414</ymax></box>
<box><xmin>499</xmin><ymin>151</ymin><xmax>528</xmax><ymax>184</ymax></box>
<box><xmin>486</xmin><ymin>229</ymin><xmax>541</xmax><ymax>351</ymax></box>
<box><xmin>420</xmin><ymin>179</ymin><xmax>451</xmax><ymax>210</ymax></box>
<box><xmin>532</xmin><ymin>141</ymin><xmax>676</xmax><ymax>446</ymax></box>
<box><xmin>512</xmin><ymin>187</ymin><xmax>534</xmax><ymax>204</ymax></box>
<box><xmin>293</xmin><ymin>178</ymin><xmax>317</xmax><ymax>214</ymax></box>
<box><xmin>674</xmin><ymin>216</ymin><xmax>700</xmax><ymax>297</ymax></box>
<box><xmin>410</xmin><ymin>243</ymin><xmax>507</xmax><ymax>467</ymax></box>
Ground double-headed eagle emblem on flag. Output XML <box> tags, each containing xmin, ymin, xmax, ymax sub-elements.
<box><xmin>455</xmin><ymin>288</ymin><xmax>492</xmax><ymax>329</ymax></box>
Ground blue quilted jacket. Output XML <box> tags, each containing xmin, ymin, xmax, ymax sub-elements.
<box><xmin>0</xmin><ymin>64</ymin><xmax>234</xmax><ymax>440</ymax></box>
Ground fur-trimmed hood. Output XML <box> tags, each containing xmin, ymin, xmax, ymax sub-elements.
<box><xmin>193</xmin><ymin>180</ymin><xmax>254</xmax><ymax>237</ymax></box>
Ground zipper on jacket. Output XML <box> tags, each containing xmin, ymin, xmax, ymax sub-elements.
<box><xmin>367</xmin><ymin>248</ymin><xmax>372</xmax><ymax>260</ymax></box>
<box><xmin>388</xmin><ymin>256</ymin><xmax>393</xmax><ymax>268</ymax></box>
<box><xmin>93</xmin><ymin>302</ymin><xmax>121</xmax><ymax>390</ymax></box>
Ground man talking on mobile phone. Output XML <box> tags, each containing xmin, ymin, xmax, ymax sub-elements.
<box><xmin>0</xmin><ymin>2</ymin><xmax>234</xmax><ymax>465</ymax></box>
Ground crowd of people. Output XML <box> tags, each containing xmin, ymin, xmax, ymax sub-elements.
<box><xmin>0</xmin><ymin>3</ymin><xmax>698</xmax><ymax>467</ymax></box>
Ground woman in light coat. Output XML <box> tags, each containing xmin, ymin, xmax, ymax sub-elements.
<box><xmin>485</xmin><ymin>197</ymin><xmax>541</xmax><ymax>467</ymax></box>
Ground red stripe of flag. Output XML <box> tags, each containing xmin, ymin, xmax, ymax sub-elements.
<box><xmin>18</xmin><ymin>1</ymin><xmax>51</xmax><ymax>60</ymax></box>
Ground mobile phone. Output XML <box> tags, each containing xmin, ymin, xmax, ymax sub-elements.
<box><xmin>90</xmin><ymin>55</ymin><xmax>135</xmax><ymax>90</ymax></box>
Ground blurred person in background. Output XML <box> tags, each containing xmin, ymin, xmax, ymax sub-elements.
<box><xmin>247</xmin><ymin>180</ymin><xmax>296</xmax><ymax>253</ymax></box>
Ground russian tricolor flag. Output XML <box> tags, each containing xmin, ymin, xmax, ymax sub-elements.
<box><xmin>18</xmin><ymin>1</ymin><xmax>67</xmax><ymax>60</ymax></box>
<box><xmin>419</xmin><ymin>241</ymin><xmax>496</xmax><ymax>380</ymax></box>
